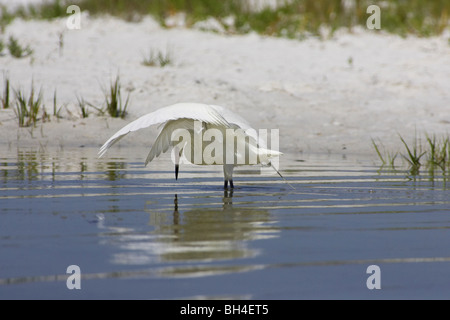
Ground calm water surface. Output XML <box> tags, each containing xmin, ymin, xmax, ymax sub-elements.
<box><xmin>1</xmin><ymin>147</ymin><xmax>450</xmax><ymax>299</ymax></box>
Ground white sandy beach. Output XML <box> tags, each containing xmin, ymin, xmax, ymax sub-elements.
<box><xmin>0</xmin><ymin>11</ymin><xmax>449</xmax><ymax>158</ymax></box>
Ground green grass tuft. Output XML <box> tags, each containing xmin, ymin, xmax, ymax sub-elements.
<box><xmin>141</xmin><ymin>48</ymin><xmax>173</xmax><ymax>67</ymax></box>
<box><xmin>7</xmin><ymin>36</ymin><xmax>33</xmax><ymax>58</ymax></box>
<box><xmin>104</xmin><ymin>75</ymin><xmax>130</xmax><ymax>119</ymax></box>
<box><xmin>372</xmin><ymin>138</ymin><xmax>397</xmax><ymax>168</ymax></box>
<box><xmin>426</xmin><ymin>134</ymin><xmax>449</xmax><ymax>172</ymax></box>
<box><xmin>1</xmin><ymin>73</ymin><xmax>11</xmax><ymax>109</ymax></box>
<box><xmin>373</xmin><ymin>133</ymin><xmax>450</xmax><ymax>176</ymax></box>
<box><xmin>15</xmin><ymin>0</ymin><xmax>450</xmax><ymax>38</ymax></box>
<box><xmin>52</xmin><ymin>89</ymin><xmax>63</xmax><ymax>118</ymax></box>
<box><xmin>399</xmin><ymin>134</ymin><xmax>425</xmax><ymax>175</ymax></box>
<box><xmin>76</xmin><ymin>94</ymin><xmax>90</xmax><ymax>118</ymax></box>
<box><xmin>14</xmin><ymin>83</ymin><xmax>43</xmax><ymax>127</ymax></box>
<box><xmin>0</xmin><ymin>39</ymin><xmax>5</xmax><ymax>55</ymax></box>
<box><xmin>0</xmin><ymin>5</ymin><xmax>15</xmax><ymax>32</ymax></box>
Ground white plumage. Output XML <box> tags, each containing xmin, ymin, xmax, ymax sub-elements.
<box><xmin>98</xmin><ymin>103</ymin><xmax>282</xmax><ymax>188</ymax></box>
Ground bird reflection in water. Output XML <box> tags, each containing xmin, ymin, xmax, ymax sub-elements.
<box><xmin>172</xmin><ymin>189</ymin><xmax>233</xmax><ymax>222</ymax></box>
<box><xmin>98</xmin><ymin>190</ymin><xmax>279</xmax><ymax>274</ymax></box>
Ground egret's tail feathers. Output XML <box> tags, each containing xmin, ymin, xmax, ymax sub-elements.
<box><xmin>256</xmin><ymin>146</ymin><xmax>283</xmax><ymax>166</ymax></box>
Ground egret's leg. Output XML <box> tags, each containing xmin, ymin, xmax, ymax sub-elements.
<box><xmin>223</xmin><ymin>164</ymin><xmax>234</xmax><ymax>189</ymax></box>
<box><xmin>175</xmin><ymin>164</ymin><xmax>179</xmax><ymax>180</ymax></box>
<box><xmin>224</xmin><ymin>179</ymin><xmax>234</xmax><ymax>189</ymax></box>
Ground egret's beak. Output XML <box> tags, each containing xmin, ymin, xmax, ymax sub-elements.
<box><xmin>173</xmin><ymin>145</ymin><xmax>181</xmax><ymax>180</ymax></box>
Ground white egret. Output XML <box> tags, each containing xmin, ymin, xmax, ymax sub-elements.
<box><xmin>98</xmin><ymin>102</ymin><xmax>283</xmax><ymax>188</ymax></box>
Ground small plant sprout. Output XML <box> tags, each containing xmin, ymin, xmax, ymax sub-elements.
<box><xmin>76</xmin><ymin>94</ymin><xmax>90</xmax><ymax>118</ymax></box>
<box><xmin>399</xmin><ymin>134</ymin><xmax>426</xmax><ymax>175</ymax></box>
<box><xmin>52</xmin><ymin>89</ymin><xmax>63</xmax><ymax>118</ymax></box>
<box><xmin>104</xmin><ymin>75</ymin><xmax>130</xmax><ymax>119</ymax></box>
<box><xmin>372</xmin><ymin>138</ymin><xmax>397</xmax><ymax>168</ymax></box>
<box><xmin>58</xmin><ymin>32</ymin><xmax>64</xmax><ymax>57</ymax></box>
<box><xmin>0</xmin><ymin>39</ymin><xmax>5</xmax><ymax>56</ymax></box>
<box><xmin>7</xmin><ymin>36</ymin><xmax>33</xmax><ymax>58</ymax></box>
<box><xmin>426</xmin><ymin>134</ymin><xmax>449</xmax><ymax>172</ymax></box>
<box><xmin>347</xmin><ymin>56</ymin><xmax>353</xmax><ymax>67</ymax></box>
<box><xmin>1</xmin><ymin>72</ymin><xmax>10</xmax><ymax>109</ymax></box>
<box><xmin>141</xmin><ymin>48</ymin><xmax>173</xmax><ymax>67</ymax></box>
<box><xmin>0</xmin><ymin>5</ymin><xmax>14</xmax><ymax>33</ymax></box>
<box><xmin>14</xmin><ymin>83</ymin><xmax>43</xmax><ymax>127</ymax></box>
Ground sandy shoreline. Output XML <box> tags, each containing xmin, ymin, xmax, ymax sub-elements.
<box><xmin>1</xmin><ymin>15</ymin><xmax>450</xmax><ymax>158</ymax></box>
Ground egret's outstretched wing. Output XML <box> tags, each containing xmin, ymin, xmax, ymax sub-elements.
<box><xmin>208</xmin><ymin>105</ymin><xmax>252</xmax><ymax>130</ymax></box>
<box><xmin>98</xmin><ymin>103</ymin><xmax>230</xmax><ymax>158</ymax></box>
<box><xmin>144</xmin><ymin>118</ymin><xmax>196</xmax><ymax>165</ymax></box>
<box><xmin>209</xmin><ymin>104</ymin><xmax>267</xmax><ymax>148</ymax></box>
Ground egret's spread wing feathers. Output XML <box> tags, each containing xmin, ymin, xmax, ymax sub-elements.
<box><xmin>209</xmin><ymin>104</ymin><xmax>266</xmax><ymax>149</ymax></box>
<box><xmin>145</xmin><ymin>119</ymin><xmax>195</xmax><ymax>165</ymax></box>
<box><xmin>98</xmin><ymin>103</ymin><xmax>230</xmax><ymax>158</ymax></box>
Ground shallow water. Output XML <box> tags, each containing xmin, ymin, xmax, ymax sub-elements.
<box><xmin>1</xmin><ymin>147</ymin><xmax>450</xmax><ymax>299</ymax></box>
